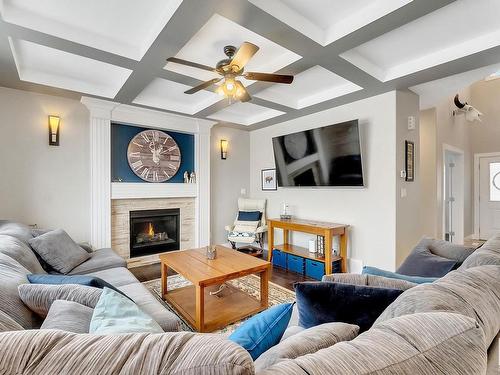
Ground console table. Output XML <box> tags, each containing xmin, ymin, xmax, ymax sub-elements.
<box><xmin>267</xmin><ymin>218</ymin><xmax>348</xmax><ymax>274</ymax></box>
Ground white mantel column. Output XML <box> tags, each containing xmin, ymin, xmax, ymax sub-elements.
<box><xmin>81</xmin><ymin>97</ymin><xmax>118</xmax><ymax>249</ymax></box>
<box><xmin>196</xmin><ymin>122</ymin><xmax>214</xmax><ymax>247</ymax></box>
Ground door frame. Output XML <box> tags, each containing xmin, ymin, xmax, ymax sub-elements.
<box><xmin>473</xmin><ymin>152</ymin><xmax>500</xmax><ymax>239</ymax></box>
<box><xmin>442</xmin><ymin>144</ymin><xmax>465</xmax><ymax>244</ymax></box>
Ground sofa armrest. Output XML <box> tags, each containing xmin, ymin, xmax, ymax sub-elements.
<box><xmin>225</xmin><ymin>225</ymin><xmax>235</xmax><ymax>232</ymax></box>
<box><xmin>0</xmin><ymin>330</ymin><xmax>254</xmax><ymax>374</ymax></box>
<box><xmin>322</xmin><ymin>273</ymin><xmax>416</xmax><ymax>291</ymax></box>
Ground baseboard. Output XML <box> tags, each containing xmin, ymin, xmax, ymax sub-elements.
<box><xmin>347</xmin><ymin>258</ymin><xmax>363</xmax><ymax>274</ymax></box>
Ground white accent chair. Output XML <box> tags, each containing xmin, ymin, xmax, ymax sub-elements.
<box><xmin>225</xmin><ymin>198</ymin><xmax>267</xmax><ymax>250</ymax></box>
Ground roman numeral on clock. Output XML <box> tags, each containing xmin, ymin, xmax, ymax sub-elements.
<box><xmin>152</xmin><ymin>131</ymin><xmax>159</xmax><ymax>142</ymax></box>
<box><xmin>141</xmin><ymin>133</ymin><xmax>150</xmax><ymax>143</ymax></box>
<box><xmin>131</xmin><ymin>160</ymin><xmax>143</xmax><ymax>170</ymax></box>
<box><xmin>153</xmin><ymin>171</ymin><xmax>159</xmax><ymax>182</ymax></box>
<box><xmin>140</xmin><ymin>168</ymin><xmax>149</xmax><ymax>179</ymax></box>
<box><xmin>129</xmin><ymin>152</ymin><xmax>140</xmax><ymax>158</ymax></box>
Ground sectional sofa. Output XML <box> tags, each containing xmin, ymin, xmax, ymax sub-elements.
<box><xmin>0</xmin><ymin>220</ymin><xmax>498</xmax><ymax>374</ymax></box>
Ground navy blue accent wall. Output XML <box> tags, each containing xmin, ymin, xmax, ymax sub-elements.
<box><xmin>111</xmin><ymin>123</ymin><xmax>195</xmax><ymax>183</ymax></box>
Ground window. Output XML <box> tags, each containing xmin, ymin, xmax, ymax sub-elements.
<box><xmin>490</xmin><ymin>162</ymin><xmax>500</xmax><ymax>201</ymax></box>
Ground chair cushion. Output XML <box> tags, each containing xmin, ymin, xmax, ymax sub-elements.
<box><xmin>229</xmin><ymin>303</ymin><xmax>294</xmax><ymax>360</ymax></box>
<box><xmin>0</xmin><ymin>253</ymin><xmax>41</xmax><ymax>329</ymax></box>
<box><xmin>28</xmin><ymin>229</ymin><xmax>90</xmax><ymax>274</ymax></box>
<box><xmin>18</xmin><ymin>283</ymin><xmax>102</xmax><ymax>317</ymax></box>
<box><xmin>460</xmin><ymin>233</ymin><xmax>500</xmax><ymax>269</ymax></box>
<box><xmin>41</xmin><ymin>300</ymin><xmax>93</xmax><ymax>333</ymax></box>
<box><xmin>0</xmin><ymin>235</ymin><xmax>46</xmax><ymax>274</ymax></box>
<box><xmin>295</xmin><ymin>281</ymin><xmax>404</xmax><ymax>332</ymax></box>
<box><xmin>0</xmin><ymin>310</ymin><xmax>24</xmax><ymax>333</ymax></box>
<box><xmin>260</xmin><ymin>312</ymin><xmax>486</xmax><ymax>375</ymax></box>
<box><xmin>90</xmin><ymin>287</ymin><xmax>163</xmax><ymax>335</ymax></box>
<box><xmin>233</xmin><ymin>220</ymin><xmax>260</xmax><ymax>234</ymax></box>
<box><xmin>254</xmin><ymin>322</ymin><xmax>359</xmax><ymax>372</ymax></box>
<box><xmin>322</xmin><ymin>273</ymin><xmax>417</xmax><ymax>290</ymax></box>
<box><xmin>27</xmin><ymin>274</ymin><xmax>130</xmax><ymax>300</ymax></box>
<box><xmin>67</xmin><ymin>248</ymin><xmax>127</xmax><ymax>275</ymax></box>
<box><xmin>237</xmin><ymin>211</ymin><xmax>262</xmax><ymax>221</ymax></box>
<box><xmin>362</xmin><ymin>266</ymin><xmax>438</xmax><ymax>284</ymax></box>
<box><xmin>376</xmin><ymin>265</ymin><xmax>500</xmax><ymax>347</ymax></box>
<box><xmin>397</xmin><ymin>239</ymin><xmax>458</xmax><ymax>277</ymax></box>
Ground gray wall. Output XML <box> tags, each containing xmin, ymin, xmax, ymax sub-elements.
<box><xmin>0</xmin><ymin>87</ymin><xmax>90</xmax><ymax>242</ymax></box>
<box><xmin>470</xmin><ymin>78</ymin><xmax>500</xmax><ymax>154</ymax></box>
<box><xmin>210</xmin><ymin>125</ymin><xmax>250</xmax><ymax>245</ymax></box>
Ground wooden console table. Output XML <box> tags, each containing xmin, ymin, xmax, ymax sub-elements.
<box><xmin>267</xmin><ymin>218</ymin><xmax>348</xmax><ymax>274</ymax></box>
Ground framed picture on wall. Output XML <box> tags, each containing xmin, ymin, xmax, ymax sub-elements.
<box><xmin>405</xmin><ymin>141</ymin><xmax>415</xmax><ymax>182</ymax></box>
<box><xmin>261</xmin><ymin>169</ymin><xmax>277</xmax><ymax>191</ymax></box>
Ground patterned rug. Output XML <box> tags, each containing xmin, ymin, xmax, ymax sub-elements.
<box><xmin>143</xmin><ymin>274</ymin><xmax>295</xmax><ymax>335</ymax></box>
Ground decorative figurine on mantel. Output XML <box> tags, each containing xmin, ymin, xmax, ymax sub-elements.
<box><xmin>183</xmin><ymin>171</ymin><xmax>189</xmax><ymax>183</ymax></box>
<box><xmin>189</xmin><ymin>171</ymin><xmax>196</xmax><ymax>184</ymax></box>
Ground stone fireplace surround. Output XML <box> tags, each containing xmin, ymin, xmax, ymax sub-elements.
<box><xmin>81</xmin><ymin>97</ymin><xmax>216</xmax><ymax>266</ymax></box>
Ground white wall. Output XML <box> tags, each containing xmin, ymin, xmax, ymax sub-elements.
<box><xmin>0</xmin><ymin>87</ymin><xmax>90</xmax><ymax>241</ymax></box>
<box><xmin>210</xmin><ymin>126</ymin><xmax>250</xmax><ymax>244</ymax></box>
<box><xmin>249</xmin><ymin>92</ymin><xmax>399</xmax><ymax>271</ymax></box>
<box><xmin>470</xmin><ymin>78</ymin><xmax>500</xmax><ymax>154</ymax></box>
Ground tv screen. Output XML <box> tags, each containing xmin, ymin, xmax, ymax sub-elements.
<box><xmin>272</xmin><ymin>120</ymin><xmax>364</xmax><ymax>187</ymax></box>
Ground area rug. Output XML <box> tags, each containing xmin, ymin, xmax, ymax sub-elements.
<box><xmin>143</xmin><ymin>274</ymin><xmax>296</xmax><ymax>335</ymax></box>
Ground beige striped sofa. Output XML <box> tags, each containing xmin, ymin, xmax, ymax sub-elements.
<box><xmin>0</xmin><ymin>220</ymin><xmax>498</xmax><ymax>374</ymax></box>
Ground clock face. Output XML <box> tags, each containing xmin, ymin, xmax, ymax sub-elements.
<box><xmin>127</xmin><ymin>130</ymin><xmax>181</xmax><ymax>183</ymax></box>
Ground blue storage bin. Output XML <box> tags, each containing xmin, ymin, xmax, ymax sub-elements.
<box><xmin>287</xmin><ymin>254</ymin><xmax>305</xmax><ymax>274</ymax></box>
<box><xmin>305</xmin><ymin>259</ymin><xmax>325</xmax><ymax>280</ymax></box>
<box><xmin>272</xmin><ymin>249</ymin><xmax>287</xmax><ymax>268</ymax></box>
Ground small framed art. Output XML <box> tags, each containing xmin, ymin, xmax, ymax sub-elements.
<box><xmin>405</xmin><ymin>140</ymin><xmax>415</xmax><ymax>182</ymax></box>
<box><xmin>261</xmin><ymin>168</ymin><xmax>277</xmax><ymax>191</ymax></box>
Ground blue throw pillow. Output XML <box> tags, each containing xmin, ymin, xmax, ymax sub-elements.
<box><xmin>90</xmin><ymin>287</ymin><xmax>163</xmax><ymax>334</ymax></box>
<box><xmin>362</xmin><ymin>266</ymin><xmax>438</xmax><ymax>284</ymax></box>
<box><xmin>27</xmin><ymin>274</ymin><xmax>131</xmax><ymax>300</ymax></box>
<box><xmin>228</xmin><ymin>303</ymin><xmax>294</xmax><ymax>360</ymax></box>
<box><xmin>397</xmin><ymin>243</ymin><xmax>457</xmax><ymax>277</ymax></box>
<box><xmin>237</xmin><ymin>211</ymin><xmax>262</xmax><ymax>222</ymax></box>
<box><xmin>295</xmin><ymin>282</ymin><xmax>403</xmax><ymax>332</ymax></box>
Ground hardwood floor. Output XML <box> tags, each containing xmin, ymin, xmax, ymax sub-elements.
<box><xmin>130</xmin><ymin>262</ymin><xmax>314</xmax><ymax>291</ymax></box>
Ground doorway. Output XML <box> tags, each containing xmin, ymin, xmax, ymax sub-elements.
<box><xmin>443</xmin><ymin>145</ymin><xmax>465</xmax><ymax>244</ymax></box>
<box><xmin>474</xmin><ymin>152</ymin><xmax>500</xmax><ymax>240</ymax></box>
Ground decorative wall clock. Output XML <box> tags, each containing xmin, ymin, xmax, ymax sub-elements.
<box><xmin>127</xmin><ymin>129</ymin><xmax>181</xmax><ymax>182</ymax></box>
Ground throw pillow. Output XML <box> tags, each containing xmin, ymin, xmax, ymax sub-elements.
<box><xmin>237</xmin><ymin>211</ymin><xmax>262</xmax><ymax>222</ymax></box>
<box><xmin>254</xmin><ymin>322</ymin><xmax>359</xmax><ymax>372</ymax></box>
<box><xmin>89</xmin><ymin>287</ymin><xmax>163</xmax><ymax>334</ymax></box>
<box><xmin>18</xmin><ymin>283</ymin><xmax>102</xmax><ymax>317</ymax></box>
<box><xmin>295</xmin><ymin>281</ymin><xmax>404</xmax><ymax>332</ymax></box>
<box><xmin>228</xmin><ymin>303</ymin><xmax>294</xmax><ymax>360</ymax></box>
<box><xmin>0</xmin><ymin>234</ymin><xmax>46</xmax><ymax>274</ymax></box>
<box><xmin>362</xmin><ymin>266</ymin><xmax>438</xmax><ymax>284</ymax></box>
<box><xmin>27</xmin><ymin>274</ymin><xmax>130</xmax><ymax>300</ymax></box>
<box><xmin>41</xmin><ymin>300</ymin><xmax>93</xmax><ymax>333</ymax></box>
<box><xmin>28</xmin><ymin>229</ymin><xmax>90</xmax><ymax>274</ymax></box>
<box><xmin>0</xmin><ymin>309</ymin><xmax>24</xmax><ymax>332</ymax></box>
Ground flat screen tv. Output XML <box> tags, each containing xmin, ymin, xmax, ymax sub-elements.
<box><xmin>272</xmin><ymin>120</ymin><xmax>364</xmax><ymax>187</ymax></box>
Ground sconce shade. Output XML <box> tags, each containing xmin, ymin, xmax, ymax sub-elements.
<box><xmin>220</xmin><ymin>139</ymin><xmax>228</xmax><ymax>160</ymax></box>
<box><xmin>48</xmin><ymin>115</ymin><xmax>60</xmax><ymax>146</ymax></box>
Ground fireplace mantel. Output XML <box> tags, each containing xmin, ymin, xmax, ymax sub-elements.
<box><xmin>81</xmin><ymin>97</ymin><xmax>216</xmax><ymax>250</ymax></box>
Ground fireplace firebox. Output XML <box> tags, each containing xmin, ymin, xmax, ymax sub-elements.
<box><xmin>129</xmin><ymin>209</ymin><xmax>180</xmax><ymax>258</ymax></box>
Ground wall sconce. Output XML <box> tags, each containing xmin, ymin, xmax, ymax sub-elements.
<box><xmin>220</xmin><ymin>139</ymin><xmax>228</xmax><ymax>160</ymax></box>
<box><xmin>48</xmin><ymin>115</ymin><xmax>60</xmax><ymax>146</ymax></box>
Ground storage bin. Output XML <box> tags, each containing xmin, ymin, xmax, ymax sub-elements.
<box><xmin>305</xmin><ymin>259</ymin><xmax>325</xmax><ymax>280</ymax></box>
<box><xmin>287</xmin><ymin>254</ymin><xmax>305</xmax><ymax>274</ymax></box>
<box><xmin>272</xmin><ymin>249</ymin><xmax>287</xmax><ymax>268</ymax></box>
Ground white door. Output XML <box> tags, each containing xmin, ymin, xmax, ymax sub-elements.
<box><xmin>479</xmin><ymin>155</ymin><xmax>500</xmax><ymax>239</ymax></box>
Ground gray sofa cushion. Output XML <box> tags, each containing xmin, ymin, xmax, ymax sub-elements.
<box><xmin>0</xmin><ymin>221</ymin><xmax>33</xmax><ymax>244</ymax></box>
<box><xmin>460</xmin><ymin>233</ymin><xmax>500</xmax><ymax>269</ymax></box>
<box><xmin>29</xmin><ymin>229</ymin><xmax>90</xmax><ymax>274</ymax></box>
<box><xmin>255</xmin><ymin>322</ymin><xmax>359</xmax><ymax>372</ymax></box>
<box><xmin>0</xmin><ymin>253</ymin><xmax>41</xmax><ymax>329</ymax></box>
<box><xmin>68</xmin><ymin>248</ymin><xmax>127</xmax><ymax>275</ymax></box>
<box><xmin>0</xmin><ymin>235</ymin><xmax>46</xmax><ymax>274</ymax></box>
<box><xmin>18</xmin><ymin>284</ymin><xmax>102</xmax><ymax>318</ymax></box>
<box><xmin>418</xmin><ymin>237</ymin><xmax>475</xmax><ymax>264</ymax></box>
<box><xmin>0</xmin><ymin>310</ymin><xmax>24</xmax><ymax>333</ymax></box>
<box><xmin>0</xmin><ymin>330</ymin><xmax>254</xmax><ymax>375</ymax></box>
<box><xmin>376</xmin><ymin>265</ymin><xmax>500</xmax><ymax>347</ymax></box>
<box><xmin>41</xmin><ymin>300</ymin><xmax>93</xmax><ymax>333</ymax></box>
<box><xmin>322</xmin><ymin>273</ymin><xmax>417</xmax><ymax>290</ymax></box>
<box><xmin>258</xmin><ymin>312</ymin><xmax>486</xmax><ymax>375</ymax></box>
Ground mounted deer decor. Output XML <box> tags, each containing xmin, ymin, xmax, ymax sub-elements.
<box><xmin>453</xmin><ymin>94</ymin><xmax>483</xmax><ymax>123</ymax></box>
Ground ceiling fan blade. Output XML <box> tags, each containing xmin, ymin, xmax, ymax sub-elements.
<box><xmin>166</xmin><ymin>57</ymin><xmax>216</xmax><ymax>72</ymax></box>
<box><xmin>236</xmin><ymin>81</ymin><xmax>251</xmax><ymax>102</ymax></box>
<box><xmin>184</xmin><ymin>78</ymin><xmax>221</xmax><ymax>94</ymax></box>
<box><xmin>229</xmin><ymin>42</ymin><xmax>259</xmax><ymax>70</ymax></box>
<box><xmin>244</xmin><ymin>72</ymin><xmax>294</xmax><ymax>84</ymax></box>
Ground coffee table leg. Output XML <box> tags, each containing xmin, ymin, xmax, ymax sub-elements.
<box><xmin>195</xmin><ymin>285</ymin><xmax>205</xmax><ymax>332</ymax></box>
<box><xmin>260</xmin><ymin>268</ymin><xmax>270</xmax><ymax>308</ymax></box>
<box><xmin>161</xmin><ymin>262</ymin><xmax>168</xmax><ymax>299</ymax></box>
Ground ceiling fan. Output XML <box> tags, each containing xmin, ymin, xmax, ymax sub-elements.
<box><xmin>166</xmin><ymin>42</ymin><xmax>294</xmax><ymax>102</ymax></box>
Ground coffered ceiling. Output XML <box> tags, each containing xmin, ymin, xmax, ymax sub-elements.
<box><xmin>1</xmin><ymin>0</ymin><xmax>500</xmax><ymax>130</ymax></box>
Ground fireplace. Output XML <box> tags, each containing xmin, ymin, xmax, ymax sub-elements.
<box><xmin>129</xmin><ymin>208</ymin><xmax>180</xmax><ymax>258</ymax></box>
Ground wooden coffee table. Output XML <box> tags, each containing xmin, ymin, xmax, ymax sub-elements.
<box><xmin>160</xmin><ymin>246</ymin><xmax>271</xmax><ymax>332</ymax></box>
